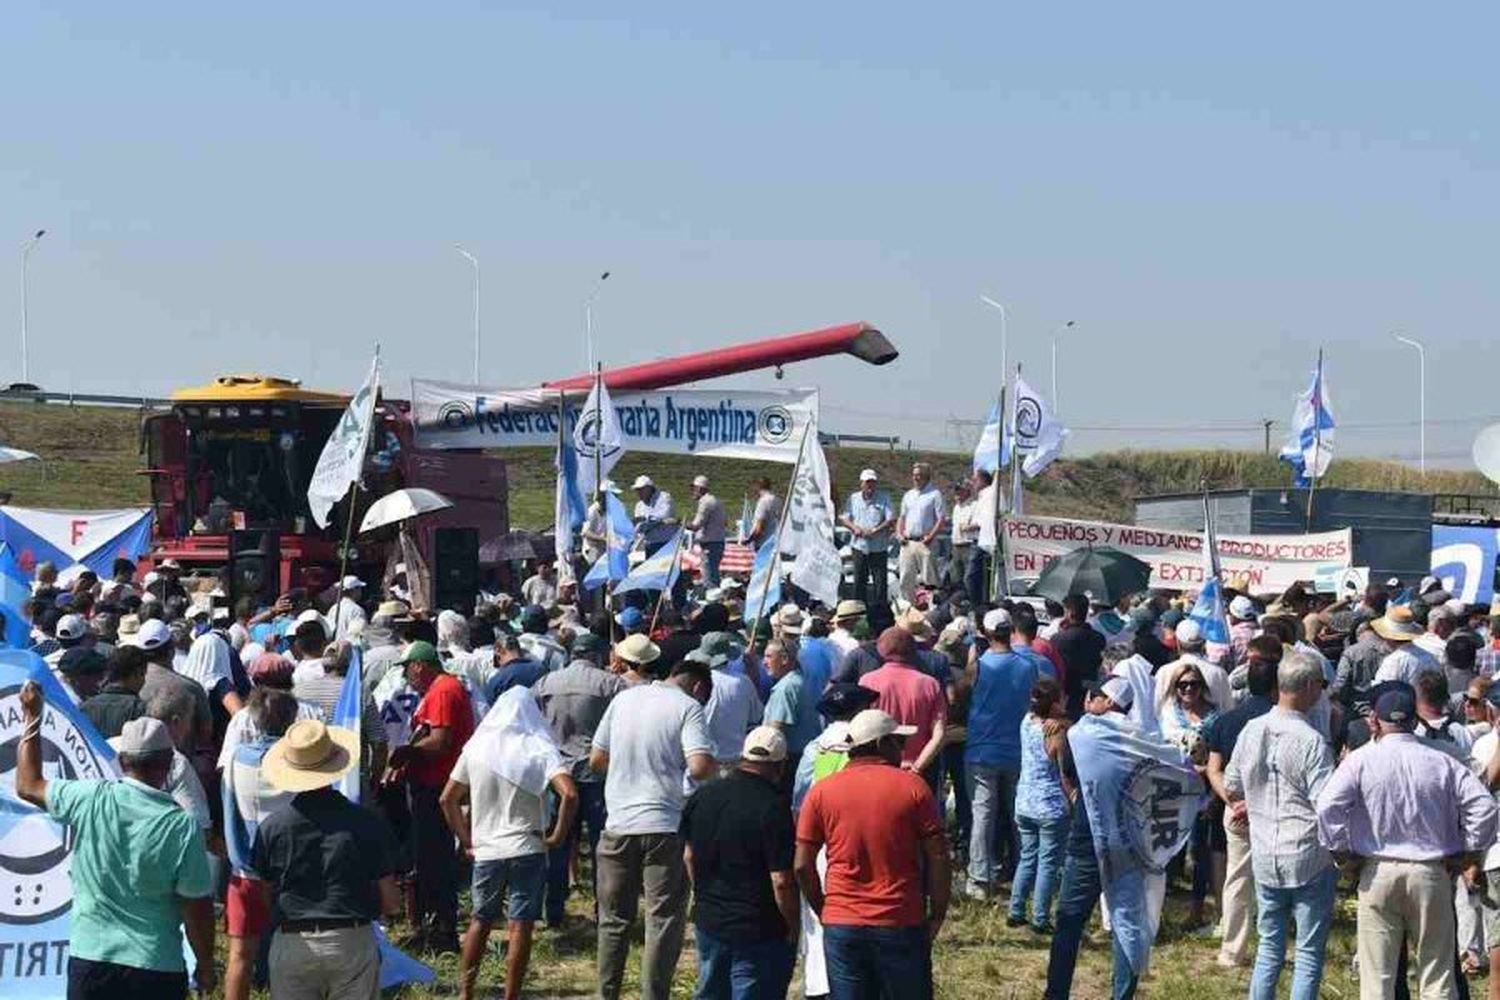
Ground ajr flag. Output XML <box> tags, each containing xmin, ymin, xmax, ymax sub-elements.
<box><xmin>1010</xmin><ymin>376</ymin><xmax>1069</xmax><ymax>478</ymax></box>
<box><xmin>1068</xmin><ymin>713</ymin><xmax>1204</xmax><ymax>976</ymax></box>
<box><xmin>308</xmin><ymin>353</ymin><xmax>380</xmax><ymax>528</ymax></box>
<box><xmin>783</xmin><ymin>424</ymin><xmax>842</xmax><ymax>607</ymax></box>
<box><xmin>572</xmin><ymin>376</ymin><xmax>624</xmax><ymax>495</ymax></box>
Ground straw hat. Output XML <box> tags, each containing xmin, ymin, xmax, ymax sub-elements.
<box><xmin>1371</xmin><ymin>605</ymin><xmax>1423</xmax><ymax>643</ymax></box>
<box><xmin>832</xmin><ymin>599</ymin><xmax>866</xmax><ymax>623</ymax></box>
<box><xmin>262</xmin><ymin>720</ymin><xmax>359</xmax><ymax>793</ymax></box>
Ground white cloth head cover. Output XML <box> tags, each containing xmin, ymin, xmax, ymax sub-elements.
<box><xmin>436</xmin><ymin>609</ymin><xmax>470</xmax><ymax>654</ymax></box>
<box><xmin>180</xmin><ymin>633</ymin><xmax>233</xmax><ymax>695</ymax></box>
<box><xmin>470</xmin><ymin>687</ymin><xmax>565</xmax><ymax>797</ymax></box>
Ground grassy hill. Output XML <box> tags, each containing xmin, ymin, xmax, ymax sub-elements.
<box><xmin>0</xmin><ymin>400</ymin><xmax>1491</xmax><ymax>527</ymax></box>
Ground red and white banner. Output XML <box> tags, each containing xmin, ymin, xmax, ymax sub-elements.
<box><xmin>680</xmin><ymin>542</ymin><xmax>756</xmax><ymax>578</ymax></box>
<box><xmin>1000</xmin><ymin>515</ymin><xmax>1351</xmax><ymax>594</ymax></box>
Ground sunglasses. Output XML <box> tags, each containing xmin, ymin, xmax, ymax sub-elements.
<box><xmin>1176</xmin><ymin>680</ymin><xmax>1203</xmax><ymax>692</ymax></box>
<box><xmin>1467</xmin><ymin>695</ymin><xmax>1486</xmax><ymax>705</ymax></box>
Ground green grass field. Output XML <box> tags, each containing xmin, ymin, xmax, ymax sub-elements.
<box><xmin>0</xmin><ymin>400</ymin><xmax>1490</xmax><ymax>531</ymax></box>
<box><xmin>222</xmin><ymin>868</ymin><xmax>1375</xmax><ymax>999</ymax></box>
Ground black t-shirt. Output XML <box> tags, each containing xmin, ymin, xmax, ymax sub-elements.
<box><xmin>251</xmin><ymin>787</ymin><xmax>399</xmax><ymax>922</ymax></box>
<box><xmin>1051</xmin><ymin>624</ymin><xmax>1106</xmax><ymax>701</ymax></box>
<box><xmin>679</xmin><ymin>770</ymin><xmax>795</xmax><ymax>942</ymax></box>
<box><xmin>1205</xmin><ymin>694</ymin><xmax>1274</xmax><ymax>760</ymax></box>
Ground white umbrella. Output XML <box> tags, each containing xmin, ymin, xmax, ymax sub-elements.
<box><xmin>0</xmin><ymin>446</ymin><xmax>39</xmax><ymax>463</ymax></box>
<box><xmin>358</xmin><ymin>487</ymin><xmax>453</xmax><ymax>533</ymax></box>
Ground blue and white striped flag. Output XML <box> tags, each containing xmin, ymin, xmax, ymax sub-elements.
<box><xmin>582</xmin><ymin>494</ymin><xmax>636</xmax><ymax>591</ymax></box>
<box><xmin>744</xmin><ymin>535</ymin><xmax>783</xmax><ymax>623</ymax></box>
<box><xmin>331</xmin><ymin>646</ymin><xmax>364</xmax><ymax>803</ymax></box>
<box><xmin>1278</xmin><ymin>357</ymin><xmax>1335</xmax><ymax>487</ymax></box>
<box><xmin>613</xmin><ymin>530</ymin><xmax>684</xmax><ymax>596</ymax></box>
<box><xmin>1188</xmin><ymin>577</ymin><xmax>1231</xmax><ymax>645</ymax></box>
<box><xmin>972</xmin><ymin>399</ymin><xmax>1011</xmax><ymax>473</ymax></box>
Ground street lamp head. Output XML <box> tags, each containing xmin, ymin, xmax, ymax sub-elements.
<box><xmin>33</xmin><ymin>230</ymin><xmax>44</xmax><ymax>240</ymax></box>
<box><xmin>599</xmin><ymin>271</ymin><xmax>610</xmax><ymax>282</ymax></box>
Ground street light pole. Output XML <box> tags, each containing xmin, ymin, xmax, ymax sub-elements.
<box><xmin>454</xmin><ymin>245</ymin><xmax>480</xmax><ymax>384</ymax></box>
<box><xmin>1394</xmin><ymin>333</ymin><xmax>1426</xmax><ymax>476</ymax></box>
<box><xmin>979</xmin><ymin>294</ymin><xmax>1008</xmax><ymax>385</ymax></box>
<box><xmin>20</xmin><ymin>230</ymin><xmax>45</xmax><ymax>384</ymax></box>
<box><xmin>584</xmin><ymin>271</ymin><xmax>611</xmax><ymax>369</ymax></box>
<box><xmin>1050</xmin><ymin>320</ymin><xmax>1075</xmax><ymax>410</ymax></box>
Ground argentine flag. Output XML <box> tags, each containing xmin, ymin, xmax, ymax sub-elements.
<box><xmin>613</xmin><ymin>530</ymin><xmax>684</xmax><ymax>596</ymax></box>
<box><xmin>582</xmin><ymin>494</ymin><xmax>636</xmax><ymax>591</ymax></box>
<box><xmin>1187</xmin><ymin>576</ymin><xmax>1231</xmax><ymax>645</ymax></box>
<box><xmin>972</xmin><ymin>399</ymin><xmax>1011</xmax><ymax>473</ymax></box>
<box><xmin>743</xmin><ymin>535</ymin><xmax>783</xmax><ymax>624</ymax></box>
<box><xmin>1278</xmin><ymin>357</ymin><xmax>1335</xmax><ymax>488</ymax></box>
<box><xmin>0</xmin><ymin>543</ymin><xmax>31</xmax><ymax>648</ymax></box>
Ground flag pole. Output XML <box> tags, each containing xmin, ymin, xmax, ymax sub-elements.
<box><xmin>594</xmin><ymin>363</ymin><xmax>611</xmax><ymax>621</ymax></box>
<box><xmin>1305</xmin><ymin>348</ymin><xmax>1322</xmax><ymax>531</ymax></box>
<box><xmin>990</xmin><ymin>381</ymin><xmax>1009</xmax><ymax>601</ymax></box>
<box><xmin>336</xmin><ymin>347</ymin><xmax>380</xmax><ymax>620</ymax></box>
<box><xmin>1009</xmin><ymin>363</ymin><xmax>1025</xmax><ymax>517</ymax></box>
<box><xmin>746</xmin><ymin>425</ymin><xmax>811</xmax><ymax>654</ymax></box>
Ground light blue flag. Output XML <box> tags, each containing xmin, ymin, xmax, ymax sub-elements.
<box><xmin>1278</xmin><ymin>356</ymin><xmax>1335</xmax><ymax>487</ymax></box>
<box><xmin>553</xmin><ymin>437</ymin><xmax>587</xmax><ymax>567</ymax></box>
<box><xmin>582</xmin><ymin>494</ymin><xmax>636</xmax><ymax>591</ymax></box>
<box><xmin>0</xmin><ymin>543</ymin><xmax>33</xmax><ymax>648</ymax></box>
<box><xmin>971</xmin><ymin>399</ymin><xmax>1011</xmax><ymax>473</ymax></box>
<box><xmin>613</xmin><ymin>530</ymin><xmax>684</xmax><ymax>596</ymax></box>
<box><xmin>0</xmin><ymin>649</ymin><xmax>117</xmax><ymax>998</ymax></box>
<box><xmin>744</xmin><ymin>535</ymin><xmax>782</xmax><ymax>623</ymax></box>
<box><xmin>325</xmin><ymin>646</ymin><xmax>435</xmax><ymax>990</ymax></box>
<box><xmin>1068</xmin><ymin>712</ymin><xmax>1204</xmax><ymax>976</ymax></box>
<box><xmin>1188</xmin><ymin>577</ymin><xmax>1231</xmax><ymax>645</ymax></box>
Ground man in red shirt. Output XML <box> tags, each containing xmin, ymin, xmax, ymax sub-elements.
<box><xmin>795</xmin><ymin>709</ymin><xmax>950</xmax><ymax>1000</ymax></box>
<box><xmin>389</xmin><ymin>639</ymin><xmax>474</xmax><ymax>952</ymax></box>
<box><xmin>858</xmin><ymin>628</ymin><xmax>947</xmax><ymax>793</ymax></box>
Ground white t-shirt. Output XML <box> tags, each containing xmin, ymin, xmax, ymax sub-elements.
<box><xmin>449</xmin><ymin>743</ymin><xmax>563</xmax><ymax>861</ymax></box>
<box><xmin>291</xmin><ymin>657</ymin><xmax>326</xmax><ymax>688</ymax></box>
<box><xmin>217</xmin><ymin>700</ymin><xmax>325</xmax><ymax>770</ymax></box>
<box><xmin>593</xmin><ymin>682</ymin><xmax>712</xmax><ymax>835</ymax></box>
<box><xmin>1472</xmin><ymin>730</ymin><xmax>1500</xmax><ymax>871</ymax></box>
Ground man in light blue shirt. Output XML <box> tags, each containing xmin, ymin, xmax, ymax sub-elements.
<box><xmin>896</xmin><ymin>462</ymin><xmax>946</xmax><ymax>602</ymax></box>
<box><xmin>840</xmin><ymin>469</ymin><xmax>894</xmax><ymax>610</ymax></box>
<box><xmin>763</xmin><ymin>638</ymin><xmax>822</xmax><ymax>765</ymax></box>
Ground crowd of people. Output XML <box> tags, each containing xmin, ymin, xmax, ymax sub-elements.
<box><xmin>13</xmin><ymin>480</ymin><xmax>1500</xmax><ymax>1000</ymax></box>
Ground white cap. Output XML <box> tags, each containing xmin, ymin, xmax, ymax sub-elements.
<box><xmin>142</xmin><ymin>571</ymin><xmax>161</xmax><ymax>588</ymax></box>
<box><xmin>1228</xmin><ymin>595</ymin><xmax>1256</xmax><ymax>621</ymax></box>
<box><xmin>1100</xmin><ymin>676</ymin><xmax>1135</xmax><ymax>710</ymax></box>
<box><xmin>107</xmin><ymin>717</ymin><xmax>174</xmax><ymax>755</ymax></box>
<box><xmin>692</xmin><ymin>475</ymin><xmax>710</xmax><ymax>489</ymax></box>
<box><xmin>600</xmin><ymin>479</ymin><xmax>621</xmax><ymax>494</ymax></box>
<box><xmin>340</xmin><ymin>575</ymin><xmax>364</xmax><ymax>591</ymax></box>
<box><xmin>846</xmin><ymin>709</ymin><xmax>917</xmax><ymax>748</ymax></box>
<box><xmin>1174</xmin><ymin>619</ymin><xmax>1204</xmax><ymax>645</ymax></box>
<box><xmin>135</xmin><ymin>619</ymin><xmax>172</xmax><ymax>651</ymax></box>
<box><xmin>631</xmin><ymin>475</ymin><xmax>654</xmax><ymax>490</ymax></box>
<box><xmin>982</xmin><ymin>608</ymin><xmax>1013</xmax><ymax>632</ymax></box>
<box><xmin>859</xmin><ymin>469</ymin><xmax>878</xmax><ymax>482</ymax></box>
<box><xmin>159</xmin><ymin>559</ymin><xmax>182</xmax><ymax>571</ymax></box>
<box><xmin>1419</xmin><ymin>575</ymin><xmax>1440</xmax><ymax>594</ymax></box>
<box><xmin>720</xmin><ymin>579</ymin><xmax>744</xmax><ymax>593</ymax></box>
<box><xmin>296</xmin><ymin>608</ymin><xmax>333</xmax><ymax>639</ymax></box>
<box><xmin>741</xmin><ymin>725</ymin><xmax>788</xmax><ymax>763</ymax></box>
<box><xmin>817</xmin><ymin>721</ymin><xmax>854</xmax><ymax>752</ymax></box>
<box><xmin>55</xmin><ymin>614</ymin><xmax>89</xmax><ymax>642</ymax></box>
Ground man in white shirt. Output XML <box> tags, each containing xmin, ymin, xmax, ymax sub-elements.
<box><xmin>828</xmin><ymin>601</ymin><xmax>865</xmax><ymax>659</ymax></box>
<box><xmin>1372</xmin><ymin>607</ymin><xmax>1443</xmax><ymax>686</ymax></box>
<box><xmin>685</xmin><ymin>475</ymin><xmax>728</xmax><ymax>587</ymax></box>
<box><xmin>895</xmin><ymin>462</ymin><xmax>945</xmax><ymax>602</ymax></box>
<box><xmin>520</xmin><ymin>562</ymin><xmax>559</xmax><ymax>609</ymax></box>
<box><xmin>1414</xmin><ymin>605</ymin><xmax>1457</xmax><ymax>667</ymax></box>
<box><xmin>947</xmin><ymin>480</ymin><xmax>980</xmax><ymax>591</ymax></box>
<box><xmin>632</xmin><ymin>475</ymin><xmax>677</xmax><ymax>550</ymax></box>
<box><xmin>746</xmin><ymin>477</ymin><xmax>780</xmax><ymax>549</ymax></box>
<box><xmin>330</xmin><ymin>576</ymin><xmax>367</xmax><ymax>643</ymax></box>
<box><xmin>589</xmin><ymin>659</ymin><xmax>715</xmax><ymax>1000</ymax></box>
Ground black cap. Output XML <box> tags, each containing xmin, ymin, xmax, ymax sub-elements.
<box><xmin>58</xmin><ymin>647</ymin><xmax>107</xmax><ymax>677</ymax></box>
<box><xmin>815</xmin><ymin>683</ymin><xmax>878</xmax><ymax>720</ymax></box>
<box><xmin>1373</xmin><ymin>682</ymin><xmax>1417</xmax><ymax>725</ymax></box>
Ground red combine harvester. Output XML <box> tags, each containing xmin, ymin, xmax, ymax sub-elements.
<box><xmin>139</xmin><ymin>321</ymin><xmax>897</xmax><ymax>602</ymax></box>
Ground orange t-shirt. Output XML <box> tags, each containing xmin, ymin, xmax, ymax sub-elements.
<box><xmin>410</xmin><ymin>674</ymin><xmax>474</xmax><ymax>788</ymax></box>
<box><xmin>795</xmin><ymin>757</ymin><xmax>944</xmax><ymax>927</ymax></box>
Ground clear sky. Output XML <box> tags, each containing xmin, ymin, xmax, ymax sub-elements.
<box><xmin>2</xmin><ymin>4</ymin><xmax>1496</xmax><ymax>465</ymax></box>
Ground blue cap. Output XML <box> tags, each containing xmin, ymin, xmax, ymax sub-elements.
<box><xmin>615</xmin><ymin>606</ymin><xmax>645</xmax><ymax>631</ymax></box>
<box><xmin>1374</xmin><ymin>683</ymin><xmax>1417</xmax><ymax>725</ymax></box>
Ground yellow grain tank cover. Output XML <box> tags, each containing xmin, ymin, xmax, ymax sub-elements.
<box><xmin>171</xmin><ymin>374</ymin><xmax>350</xmax><ymax>405</ymax></box>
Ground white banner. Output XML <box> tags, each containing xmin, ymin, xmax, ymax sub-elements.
<box><xmin>784</xmin><ymin>425</ymin><xmax>842</xmax><ymax>606</ymax></box>
<box><xmin>1000</xmin><ymin>514</ymin><xmax>1352</xmax><ymax>594</ymax></box>
<box><xmin>411</xmin><ymin>380</ymin><xmax>816</xmax><ymax>464</ymax></box>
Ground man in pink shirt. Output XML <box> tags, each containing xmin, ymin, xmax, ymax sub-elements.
<box><xmin>858</xmin><ymin>627</ymin><xmax>947</xmax><ymax>795</ymax></box>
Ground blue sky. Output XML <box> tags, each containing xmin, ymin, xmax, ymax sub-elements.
<box><xmin>1</xmin><ymin>4</ymin><xmax>1496</xmax><ymax>464</ymax></box>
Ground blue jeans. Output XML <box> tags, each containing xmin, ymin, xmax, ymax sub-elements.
<box><xmin>1010</xmin><ymin>812</ymin><xmax>1070</xmax><ymax>927</ymax></box>
<box><xmin>965</xmin><ymin>547</ymin><xmax>990</xmax><ymax>605</ymax></box>
<box><xmin>701</xmin><ymin>542</ymin><xmax>725</xmax><ymax>588</ymax></box>
<box><xmin>693</xmin><ymin>930</ymin><xmax>795</xmax><ymax>1000</ymax></box>
<box><xmin>1250</xmin><ymin>866</ymin><xmax>1336</xmax><ymax>1000</ymax></box>
<box><xmin>1044</xmin><ymin>815</ymin><xmax>1138</xmax><ymax>1000</ymax></box>
<box><xmin>967</xmin><ymin>763</ymin><xmax>1020</xmax><ymax>886</ymax></box>
<box><xmin>545</xmin><ymin>780</ymin><xmax>607</xmax><ymax>925</ymax></box>
<box><xmin>823</xmin><ymin>924</ymin><xmax>932</xmax><ymax>1000</ymax></box>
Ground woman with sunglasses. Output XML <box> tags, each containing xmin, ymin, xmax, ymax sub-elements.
<box><xmin>1159</xmin><ymin>660</ymin><xmax>1224</xmax><ymax>931</ymax></box>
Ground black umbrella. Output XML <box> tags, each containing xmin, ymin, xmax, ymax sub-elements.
<box><xmin>1028</xmin><ymin>545</ymin><xmax>1153</xmax><ymax>605</ymax></box>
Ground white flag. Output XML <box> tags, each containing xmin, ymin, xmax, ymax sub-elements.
<box><xmin>784</xmin><ymin>424</ymin><xmax>842</xmax><ymax>607</ymax></box>
<box><xmin>573</xmin><ymin>376</ymin><xmax>624</xmax><ymax>495</ymax></box>
<box><xmin>1012</xmin><ymin>375</ymin><xmax>1069</xmax><ymax>478</ymax></box>
<box><xmin>308</xmin><ymin>354</ymin><xmax>380</xmax><ymax>528</ymax></box>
